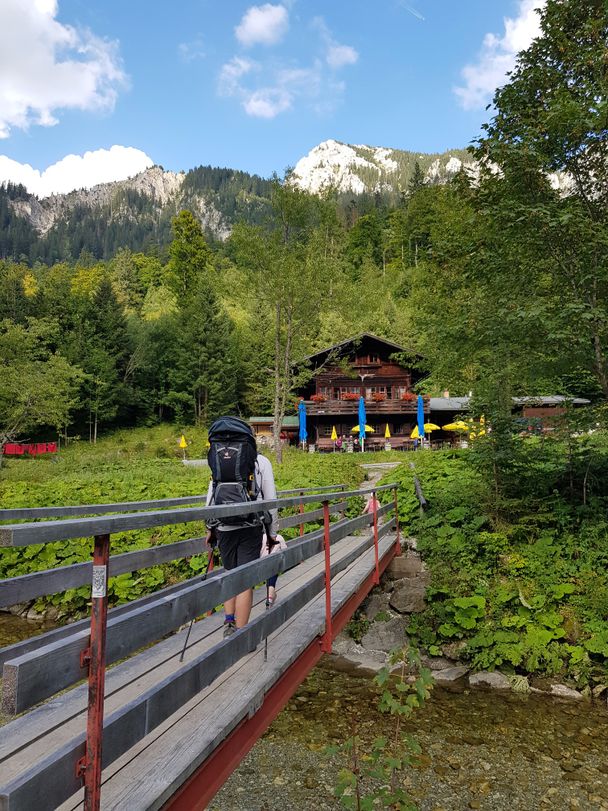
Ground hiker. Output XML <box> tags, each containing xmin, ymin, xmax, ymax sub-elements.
<box><xmin>335</xmin><ymin>435</ymin><xmax>343</xmax><ymax>452</ymax></box>
<box><xmin>205</xmin><ymin>416</ymin><xmax>278</xmax><ymax>638</ymax></box>
<box><xmin>363</xmin><ymin>493</ymin><xmax>381</xmax><ymax>515</ymax></box>
<box><xmin>260</xmin><ymin>532</ymin><xmax>287</xmax><ymax>605</ymax></box>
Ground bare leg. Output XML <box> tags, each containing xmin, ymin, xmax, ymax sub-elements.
<box><xmin>235</xmin><ymin>589</ymin><xmax>253</xmax><ymax>628</ymax></box>
<box><xmin>224</xmin><ymin>596</ymin><xmax>236</xmax><ymax>617</ymax></box>
<box><xmin>267</xmin><ymin>585</ymin><xmax>277</xmax><ymax>602</ymax></box>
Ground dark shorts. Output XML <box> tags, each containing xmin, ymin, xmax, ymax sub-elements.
<box><xmin>216</xmin><ymin>525</ymin><xmax>263</xmax><ymax>571</ymax></box>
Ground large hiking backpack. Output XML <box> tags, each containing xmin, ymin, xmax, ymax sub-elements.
<box><xmin>207</xmin><ymin>416</ymin><xmax>260</xmax><ymax>527</ymax></box>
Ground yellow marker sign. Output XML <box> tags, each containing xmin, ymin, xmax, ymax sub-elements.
<box><xmin>331</xmin><ymin>426</ymin><xmax>338</xmax><ymax>441</ymax></box>
<box><xmin>179</xmin><ymin>434</ymin><xmax>188</xmax><ymax>449</ymax></box>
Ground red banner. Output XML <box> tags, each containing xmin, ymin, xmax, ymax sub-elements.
<box><xmin>2</xmin><ymin>442</ymin><xmax>58</xmax><ymax>455</ymax></box>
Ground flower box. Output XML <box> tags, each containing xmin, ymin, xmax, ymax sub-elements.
<box><xmin>341</xmin><ymin>392</ymin><xmax>359</xmax><ymax>401</ymax></box>
<box><xmin>371</xmin><ymin>393</ymin><xmax>387</xmax><ymax>402</ymax></box>
<box><xmin>310</xmin><ymin>394</ymin><xmax>326</xmax><ymax>403</ymax></box>
<box><xmin>401</xmin><ymin>392</ymin><xmax>416</xmax><ymax>402</ymax></box>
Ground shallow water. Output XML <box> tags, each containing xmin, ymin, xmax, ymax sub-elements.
<box><xmin>213</xmin><ymin>659</ymin><xmax>608</xmax><ymax>811</ymax></box>
<box><xmin>0</xmin><ymin>612</ymin><xmax>53</xmax><ymax>648</ymax></box>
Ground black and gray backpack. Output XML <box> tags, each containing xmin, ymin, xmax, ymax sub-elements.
<box><xmin>207</xmin><ymin>416</ymin><xmax>260</xmax><ymax>527</ymax></box>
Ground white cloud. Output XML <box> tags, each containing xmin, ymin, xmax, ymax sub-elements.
<box><xmin>0</xmin><ymin>145</ymin><xmax>154</xmax><ymax>197</ymax></box>
<box><xmin>235</xmin><ymin>4</ymin><xmax>288</xmax><ymax>47</ymax></box>
<box><xmin>0</xmin><ymin>0</ymin><xmax>127</xmax><ymax>138</ymax></box>
<box><xmin>326</xmin><ymin>44</ymin><xmax>358</xmax><ymax>70</ymax></box>
<box><xmin>219</xmin><ymin>16</ymin><xmax>356</xmax><ymax>119</ymax></box>
<box><xmin>178</xmin><ymin>37</ymin><xmax>205</xmax><ymax>63</ymax></box>
<box><xmin>454</xmin><ymin>0</ymin><xmax>545</xmax><ymax>110</ymax></box>
<box><xmin>218</xmin><ymin>56</ymin><xmax>258</xmax><ymax>97</ymax></box>
<box><xmin>313</xmin><ymin>17</ymin><xmax>359</xmax><ymax>71</ymax></box>
<box><xmin>243</xmin><ymin>88</ymin><xmax>292</xmax><ymax>118</ymax></box>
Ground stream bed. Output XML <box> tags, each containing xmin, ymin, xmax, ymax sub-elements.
<box><xmin>213</xmin><ymin>659</ymin><xmax>608</xmax><ymax>811</ymax></box>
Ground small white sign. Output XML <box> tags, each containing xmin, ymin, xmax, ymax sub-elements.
<box><xmin>92</xmin><ymin>565</ymin><xmax>107</xmax><ymax>598</ymax></box>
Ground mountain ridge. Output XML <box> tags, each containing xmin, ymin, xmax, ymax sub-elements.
<box><xmin>0</xmin><ymin>140</ymin><xmax>474</xmax><ymax>263</ymax></box>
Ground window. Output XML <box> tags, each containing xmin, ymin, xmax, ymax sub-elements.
<box><xmin>365</xmin><ymin>386</ymin><xmax>387</xmax><ymax>397</ymax></box>
<box><xmin>320</xmin><ymin>425</ymin><xmax>334</xmax><ymax>436</ymax></box>
<box><xmin>369</xmin><ymin>353</ymin><xmax>380</xmax><ymax>363</ymax></box>
<box><xmin>394</xmin><ymin>386</ymin><xmax>409</xmax><ymax>399</ymax></box>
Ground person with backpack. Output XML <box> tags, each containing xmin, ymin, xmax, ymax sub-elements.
<box><xmin>205</xmin><ymin>416</ymin><xmax>279</xmax><ymax>638</ymax></box>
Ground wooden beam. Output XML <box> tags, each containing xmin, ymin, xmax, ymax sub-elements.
<box><xmin>0</xmin><ymin>501</ymin><xmax>346</xmax><ymax>607</ymax></box>
<box><xmin>0</xmin><ymin>485</ymin><xmax>347</xmax><ymax>521</ymax></box>
<box><xmin>0</xmin><ymin>529</ymin><xmax>395</xmax><ymax>811</ymax></box>
<box><xmin>0</xmin><ymin>485</ymin><xmax>397</xmax><ymax>547</ymax></box>
<box><xmin>2</xmin><ymin>511</ymin><xmax>389</xmax><ymax>714</ymax></box>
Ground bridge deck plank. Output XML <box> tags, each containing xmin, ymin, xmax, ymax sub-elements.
<box><xmin>59</xmin><ymin>534</ymin><xmax>396</xmax><ymax>811</ymax></box>
<box><xmin>0</xmin><ymin>531</ymin><xmax>372</xmax><ymax>791</ymax></box>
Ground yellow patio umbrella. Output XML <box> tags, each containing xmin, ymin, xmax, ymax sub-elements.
<box><xmin>410</xmin><ymin>423</ymin><xmax>440</xmax><ymax>439</ymax></box>
<box><xmin>331</xmin><ymin>426</ymin><xmax>338</xmax><ymax>441</ymax></box>
<box><xmin>351</xmin><ymin>424</ymin><xmax>374</xmax><ymax>433</ymax></box>
<box><xmin>384</xmin><ymin>423</ymin><xmax>391</xmax><ymax>439</ymax></box>
<box><xmin>442</xmin><ymin>421</ymin><xmax>469</xmax><ymax>432</ymax></box>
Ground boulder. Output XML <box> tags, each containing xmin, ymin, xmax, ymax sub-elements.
<box><xmin>420</xmin><ymin>654</ymin><xmax>456</xmax><ymax>671</ymax></box>
<box><xmin>432</xmin><ymin>666</ymin><xmax>469</xmax><ymax>684</ymax></box>
<box><xmin>360</xmin><ymin>616</ymin><xmax>408</xmax><ymax>653</ymax></box>
<box><xmin>331</xmin><ymin>632</ymin><xmax>361</xmax><ymax>657</ymax></box>
<box><xmin>362</xmin><ymin>591</ymin><xmax>390</xmax><ymax>620</ymax></box>
<box><xmin>387</xmin><ymin>553</ymin><xmax>424</xmax><ymax>580</ymax></box>
<box><xmin>389</xmin><ymin>579</ymin><xmax>427</xmax><ymax>614</ymax></box>
<box><xmin>550</xmin><ymin>684</ymin><xmax>584</xmax><ymax>701</ymax></box>
<box><xmin>469</xmin><ymin>671</ymin><xmax>511</xmax><ymax>690</ymax></box>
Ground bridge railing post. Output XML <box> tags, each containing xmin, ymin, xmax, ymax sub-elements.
<box><xmin>393</xmin><ymin>485</ymin><xmax>401</xmax><ymax>556</ymax></box>
<box><xmin>372</xmin><ymin>491</ymin><xmax>380</xmax><ymax>586</ymax></box>
<box><xmin>321</xmin><ymin>500</ymin><xmax>332</xmax><ymax>652</ymax></box>
<box><xmin>299</xmin><ymin>490</ymin><xmax>305</xmax><ymax>537</ymax></box>
<box><xmin>77</xmin><ymin>532</ymin><xmax>110</xmax><ymax>811</ymax></box>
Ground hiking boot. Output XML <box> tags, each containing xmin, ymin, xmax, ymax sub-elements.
<box><xmin>223</xmin><ymin>620</ymin><xmax>236</xmax><ymax>638</ymax></box>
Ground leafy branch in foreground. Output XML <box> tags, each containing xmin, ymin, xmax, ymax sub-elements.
<box><xmin>327</xmin><ymin>647</ymin><xmax>434</xmax><ymax>810</ymax></box>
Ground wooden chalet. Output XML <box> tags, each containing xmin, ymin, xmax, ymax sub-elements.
<box><xmin>296</xmin><ymin>333</ymin><xmax>429</xmax><ymax>450</ymax></box>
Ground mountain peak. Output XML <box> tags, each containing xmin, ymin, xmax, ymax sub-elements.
<box><xmin>291</xmin><ymin>140</ymin><xmax>474</xmax><ymax>195</ymax></box>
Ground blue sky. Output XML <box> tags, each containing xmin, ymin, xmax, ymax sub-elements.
<box><xmin>0</xmin><ymin>0</ymin><xmax>544</xmax><ymax>195</ymax></box>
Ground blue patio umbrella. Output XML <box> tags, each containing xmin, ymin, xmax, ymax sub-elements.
<box><xmin>358</xmin><ymin>396</ymin><xmax>367</xmax><ymax>451</ymax></box>
<box><xmin>298</xmin><ymin>400</ymin><xmax>307</xmax><ymax>447</ymax></box>
<box><xmin>417</xmin><ymin>395</ymin><xmax>426</xmax><ymax>443</ymax></box>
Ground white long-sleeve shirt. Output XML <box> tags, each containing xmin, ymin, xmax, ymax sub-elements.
<box><xmin>206</xmin><ymin>453</ymin><xmax>279</xmax><ymax>536</ymax></box>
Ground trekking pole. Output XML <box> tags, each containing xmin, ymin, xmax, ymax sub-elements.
<box><xmin>179</xmin><ymin>538</ymin><xmax>215</xmax><ymax>663</ymax></box>
<box><xmin>264</xmin><ymin>582</ymin><xmax>270</xmax><ymax>662</ymax></box>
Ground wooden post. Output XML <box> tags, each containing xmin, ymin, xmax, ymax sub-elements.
<box><xmin>78</xmin><ymin>533</ymin><xmax>110</xmax><ymax>811</ymax></box>
<box><xmin>372</xmin><ymin>492</ymin><xmax>380</xmax><ymax>585</ymax></box>
<box><xmin>393</xmin><ymin>486</ymin><xmax>401</xmax><ymax>556</ymax></box>
<box><xmin>321</xmin><ymin>501</ymin><xmax>332</xmax><ymax>652</ymax></box>
<box><xmin>299</xmin><ymin>490</ymin><xmax>305</xmax><ymax>537</ymax></box>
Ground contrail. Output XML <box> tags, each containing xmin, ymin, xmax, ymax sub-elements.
<box><xmin>400</xmin><ymin>2</ymin><xmax>425</xmax><ymax>21</ymax></box>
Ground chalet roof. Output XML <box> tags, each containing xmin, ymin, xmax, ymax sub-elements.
<box><xmin>248</xmin><ymin>416</ymin><xmax>299</xmax><ymax>428</ymax></box>
<box><xmin>512</xmin><ymin>395</ymin><xmax>590</xmax><ymax>406</ymax></box>
<box><xmin>430</xmin><ymin>396</ymin><xmax>470</xmax><ymax>411</ymax></box>
<box><xmin>429</xmin><ymin>395</ymin><xmax>590</xmax><ymax>412</ymax></box>
<box><xmin>302</xmin><ymin>333</ymin><xmax>421</xmax><ymax>363</ymax></box>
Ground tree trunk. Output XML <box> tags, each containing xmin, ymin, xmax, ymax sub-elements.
<box><xmin>273</xmin><ymin>301</ymin><xmax>283</xmax><ymax>463</ymax></box>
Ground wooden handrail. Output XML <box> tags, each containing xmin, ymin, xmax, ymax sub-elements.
<box><xmin>0</xmin><ymin>484</ymin><xmax>397</xmax><ymax>547</ymax></box>
<box><xmin>0</xmin><ymin>484</ymin><xmax>347</xmax><ymax>522</ymax></box>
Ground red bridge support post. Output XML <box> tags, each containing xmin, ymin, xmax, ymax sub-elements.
<box><xmin>299</xmin><ymin>490</ymin><xmax>305</xmax><ymax>537</ymax></box>
<box><xmin>321</xmin><ymin>500</ymin><xmax>332</xmax><ymax>653</ymax></box>
<box><xmin>372</xmin><ymin>491</ymin><xmax>380</xmax><ymax>586</ymax></box>
<box><xmin>393</xmin><ymin>486</ymin><xmax>401</xmax><ymax>556</ymax></box>
<box><xmin>78</xmin><ymin>533</ymin><xmax>110</xmax><ymax>811</ymax></box>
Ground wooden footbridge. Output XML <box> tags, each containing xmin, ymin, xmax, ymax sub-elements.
<box><xmin>0</xmin><ymin>481</ymin><xmax>401</xmax><ymax>810</ymax></box>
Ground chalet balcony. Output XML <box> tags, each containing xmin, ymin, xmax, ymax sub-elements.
<box><xmin>303</xmin><ymin>398</ymin><xmax>428</xmax><ymax>416</ymax></box>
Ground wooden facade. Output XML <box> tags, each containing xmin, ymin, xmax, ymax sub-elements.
<box><xmin>297</xmin><ymin>334</ymin><xmax>429</xmax><ymax>449</ymax></box>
